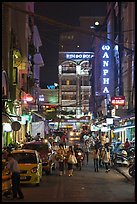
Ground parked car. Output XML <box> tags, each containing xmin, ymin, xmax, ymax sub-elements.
<box><xmin>22</xmin><ymin>140</ymin><xmax>55</xmax><ymax>175</ymax></box>
<box><xmin>11</xmin><ymin>149</ymin><xmax>42</xmax><ymax>186</ymax></box>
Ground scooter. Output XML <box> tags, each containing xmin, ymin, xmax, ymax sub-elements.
<box><xmin>128</xmin><ymin>156</ymin><xmax>135</xmax><ymax>177</ymax></box>
<box><xmin>112</xmin><ymin>151</ymin><xmax>129</xmax><ymax>167</ymax></box>
<box><xmin>129</xmin><ymin>163</ymin><xmax>135</xmax><ymax>177</ymax></box>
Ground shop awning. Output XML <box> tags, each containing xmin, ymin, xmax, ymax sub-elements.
<box><xmin>113</xmin><ymin>124</ymin><xmax>135</xmax><ymax>133</ymax></box>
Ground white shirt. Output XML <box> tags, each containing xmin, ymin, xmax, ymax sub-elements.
<box><xmin>7</xmin><ymin>158</ymin><xmax>20</xmax><ymax>173</ymax></box>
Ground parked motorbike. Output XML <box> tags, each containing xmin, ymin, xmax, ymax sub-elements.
<box><xmin>129</xmin><ymin>163</ymin><xmax>135</xmax><ymax>177</ymax></box>
<box><xmin>112</xmin><ymin>150</ymin><xmax>129</xmax><ymax>167</ymax></box>
<box><xmin>128</xmin><ymin>156</ymin><xmax>135</xmax><ymax>177</ymax></box>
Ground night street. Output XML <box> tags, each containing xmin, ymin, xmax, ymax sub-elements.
<box><xmin>2</xmin><ymin>156</ymin><xmax>135</xmax><ymax>202</ymax></box>
<box><xmin>2</xmin><ymin>2</ymin><xmax>135</xmax><ymax>203</ymax></box>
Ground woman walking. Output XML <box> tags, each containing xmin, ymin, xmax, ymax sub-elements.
<box><xmin>56</xmin><ymin>144</ymin><xmax>65</xmax><ymax>176</ymax></box>
<box><xmin>66</xmin><ymin>146</ymin><xmax>75</xmax><ymax>176</ymax></box>
<box><xmin>92</xmin><ymin>145</ymin><xmax>99</xmax><ymax>172</ymax></box>
<box><xmin>102</xmin><ymin>146</ymin><xmax>111</xmax><ymax>172</ymax></box>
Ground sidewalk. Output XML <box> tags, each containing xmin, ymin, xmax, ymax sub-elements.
<box><xmin>114</xmin><ymin>166</ymin><xmax>135</xmax><ymax>184</ymax></box>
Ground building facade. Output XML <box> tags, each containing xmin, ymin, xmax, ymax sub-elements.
<box><xmin>58</xmin><ymin>17</ymin><xmax>107</xmax><ymax>119</ymax></box>
<box><xmin>2</xmin><ymin>2</ymin><xmax>44</xmax><ymax>147</ymax></box>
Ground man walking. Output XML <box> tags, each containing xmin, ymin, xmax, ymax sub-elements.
<box><xmin>7</xmin><ymin>153</ymin><xmax>24</xmax><ymax>200</ymax></box>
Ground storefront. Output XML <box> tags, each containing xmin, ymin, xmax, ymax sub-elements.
<box><xmin>2</xmin><ymin>113</ymin><xmax>13</xmax><ymax>148</ymax></box>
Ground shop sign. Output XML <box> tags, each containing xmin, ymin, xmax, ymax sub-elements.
<box><xmin>111</xmin><ymin>96</ymin><xmax>125</xmax><ymax>106</ymax></box>
<box><xmin>101</xmin><ymin>45</ymin><xmax>111</xmax><ymax>94</ymax></box>
<box><xmin>65</xmin><ymin>52</ymin><xmax>94</xmax><ymax>60</ymax></box>
<box><xmin>11</xmin><ymin>121</ymin><xmax>21</xmax><ymax>131</ymax></box>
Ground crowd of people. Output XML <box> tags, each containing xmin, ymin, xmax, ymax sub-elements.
<box><xmin>49</xmin><ymin>132</ymin><xmax>112</xmax><ymax>177</ymax></box>
<box><xmin>3</xmin><ymin>128</ymin><xmax>132</xmax><ymax>200</ymax></box>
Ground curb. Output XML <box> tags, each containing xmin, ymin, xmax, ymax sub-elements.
<box><xmin>114</xmin><ymin>166</ymin><xmax>135</xmax><ymax>184</ymax></box>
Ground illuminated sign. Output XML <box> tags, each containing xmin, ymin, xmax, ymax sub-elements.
<box><xmin>47</xmin><ymin>85</ymin><xmax>55</xmax><ymax>89</ymax></box>
<box><xmin>101</xmin><ymin>45</ymin><xmax>111</xmax><ymax>94</ymax></box>
<box><xmin>39</xmin><ymin>95</ymin><xmax>45</xmax><ymax>102</ymax></box>
<box><xmin>22</xmin><ymin>94</ymin><xmax>34</xmax><ymax>102</ymax></box>
<box><xmin>111</xmin><ymin>96</ymin><xmax>125</xmax><ymax>106</ymax></box>
<box><xmin>65</xmin><ymin>52</ymin><xmax>94</xmax><ymax>60</ymax></box>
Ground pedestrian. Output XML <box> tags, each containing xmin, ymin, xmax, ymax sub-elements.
<box><xmin>61</xmin><ymin>133</ymin><xmax>67</xmax><ymax>148</ymax></box>
<box><xmin>66</xmin><ymin>146</ymin><xmax>75</xmax><ymax>176</ymax></box>
<box><xmin>82</xmin><ymin>140</ymin><xmax>90</xmax><ymax>165</ymax></box>
<box><xmin>6</xmin><ymin>153</ymin><xmax>24</xmax><ymax>200</ymax></box>
<box><xmin>55</xmin><ymin>135</ymin><xmax>61</xmax><ymax>146</ymax></box>
<box><xmin>105</xmin><ymin>135</ymin><xmax>110</xmax><ymax>148</ymax></box>
<box><xmin>34</xmin><ymin>133</ymin><xmax>41</xmax><ymax>141</ymax></box>
<box><xmin>124</xmin><ymin>138</ymin><xmax>131</xmax><ymax>150</ymax></box>
<box><xmin>56</xmin><ymin>144</ymin><xmax>65</xmax><ymax>176</ymax></box>
<box><xmin>92</xmin><ymin>145</ymin><xmax>99</xmax><ymax>172</ymax></box>
<box><xmin>102</xmin><ymin>146</ymin><xmax>111</xmax><ymax>172</ymax></box>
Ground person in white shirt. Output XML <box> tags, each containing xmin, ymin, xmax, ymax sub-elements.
<box><xmin>7</xmin><ymin>153</ymin><xmax>24</xmax><ymax>199</ymax></box>
<box><xmin>82</xmin><ymin>141</ymin><xmax>90</xmax><ymax>165</ymax></box>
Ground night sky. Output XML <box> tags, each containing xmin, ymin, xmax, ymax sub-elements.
<box><xmin>35</xmin><ymin>2</ymin><xmax>107</xmax><ymax>88</ymax></box>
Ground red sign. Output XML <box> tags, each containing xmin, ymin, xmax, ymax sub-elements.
<box><xmin>111</xmin><ymin>96</ymin><xmax>125</xmax><ymax>106</ymax></box>
<box><xmin>22</xmin><ymin>94</ymin><xmax>34</xmax><ymax>102</ymax></box>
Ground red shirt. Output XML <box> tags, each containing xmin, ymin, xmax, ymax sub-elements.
<box><xmin>61</xmin><ymin>135</ymin><xmax>66</xmax><ymax>142</ymax></box>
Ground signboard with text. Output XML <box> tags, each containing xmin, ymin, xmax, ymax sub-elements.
<box><xmin>65</xmin><ymin>52</ymin><xmax>94</xmax><ymax>60</ymax></box>
<box><xmin>111</xmin><ymin>96</ymin><xmax>125</xmax><ymax>106</ymax></box>
<box><xmin>101</xmin><ymin>44</ymin><xmax>111</xmax><ymax>95</ymax></box>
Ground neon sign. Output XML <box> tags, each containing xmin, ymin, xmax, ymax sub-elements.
<box><xmin>47</xmin><ymin>85</ymin><xmax>55</xmax><ymax>89</ymax></box>
<box><xmin>65</xmin><ymin>52</ymin><xmax>94</xmax><ymax>60</ymax></box>
<box><xmin>101</xmin><ymin>45</ymin><xmax>111</xmax><ymax>94</ymax></box>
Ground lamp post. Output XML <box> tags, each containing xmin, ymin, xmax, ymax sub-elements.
<box><xmin>54</xmin><ymin>83</ymin><xmax>60</xmax><ymax>129</ymax></box>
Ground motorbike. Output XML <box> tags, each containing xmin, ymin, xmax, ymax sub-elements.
<box><xmin>112</xmin><ymin>150</ymin><xmax>129</xmax><ymax>167</ymax></box>
<box><xmin>128</xmin><ymin>156</ymin><xmax>135</xmax><ymax>177</ymax></box>
<box><xmin>75</xmin><ymin>150</ymin><xmax>84</xmax><ymax>170</ymax></box>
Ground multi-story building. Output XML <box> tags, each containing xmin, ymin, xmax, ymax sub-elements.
<box><xmin>58</xmin><ymin>52</ymin><xmax>93</xmax><ymax>118</ymax></box>
<box><xmin>58</xmin><ymin>17</ymin><xmax>106</xmax><ymax>120</ymax></box>
<box><xmin>105</xmin><ymin>2</ymin><xmax>135</xmax><ymax>142</ymax></box>
<box><xmin>2</xmin><ymin>2</ymin><xmax>44</xmax><ymax>146</ymax></box>
<box><xmin>89</xmin><ymin>3</ymin><xmax>135</xmax><ymax>142</ymax></box>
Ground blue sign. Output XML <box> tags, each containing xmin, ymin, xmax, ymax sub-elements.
<box><xmin>101</xmin><ymin>45</ymin><xmax>111</xmax><ymax>94</ymax></box>
<box><xmin>47</xmin><ymin>85</ymin><xmax>55</xmax><ymax>89</ymax></box>
<box><xmin>65</xmin><ymin>52</ymin><xmax>94</xmax><ymax>60</ymax></box>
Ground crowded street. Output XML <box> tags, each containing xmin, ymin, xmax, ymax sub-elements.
<box><xmin>2</xmin><ymin>2</ymin><xmax>135</xmax><ymax>202</ymax></box>
<box><xmin>2</xmin><ymin>149</ymin><xmax>135</xmax><ymax>202</ymax></box>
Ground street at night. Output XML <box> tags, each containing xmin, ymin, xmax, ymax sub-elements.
<box><xmin>2</xmin><ymin>2</ymin><xmax>135</xmax><ymax>203</ymax></box>
<box><xmin>2</xmin><ymin>155</ymin><xmax>135</xmax><ymax>202</ymax></box>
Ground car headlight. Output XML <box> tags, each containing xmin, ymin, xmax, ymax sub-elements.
<box><xmin>70</xmin><ymin>132</ymin><xmax>74</xmax><ymax>136</ymax></box>
<box><xmin>31</xmin><ymin>167</ymin><xmax>38</xmax><ymax>173</ymax></box>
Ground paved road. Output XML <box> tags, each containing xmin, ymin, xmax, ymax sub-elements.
<box><xmin>2</xmin><ymin>155</ymin><xmax>135</xmax><ymax>202</ymax></box>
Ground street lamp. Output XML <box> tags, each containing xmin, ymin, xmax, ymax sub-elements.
<box><xmin>54</xmin><ymin>83</ymin><xmax>60</xmax><ymax>129</ymax></box>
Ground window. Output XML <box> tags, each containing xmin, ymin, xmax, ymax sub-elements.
<box><xmin>13</xmin><ymin>153</ymin><xmax>37</xmax><ymax>164</ymax></box>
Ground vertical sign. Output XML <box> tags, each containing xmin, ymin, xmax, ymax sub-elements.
<box><xmin>101</xmin><ymin>45</ymin><xmax>111</xmax><ymax>95</ymax></box>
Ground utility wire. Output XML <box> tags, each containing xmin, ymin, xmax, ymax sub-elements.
<box><xmin>3</xmin><ymin>2</ymin><xmax>134</xmax><ymax>54</ymax></box>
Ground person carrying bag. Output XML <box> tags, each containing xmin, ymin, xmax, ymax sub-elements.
<box><xmin>68</xmin><ymin>154</ymin><xmax>77</xmax><ymax>164</ymax></box>
<box><xmin>67</xmin><ymin>146</ymin><xmax>77</xmax><ymax>176</ymax></box>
